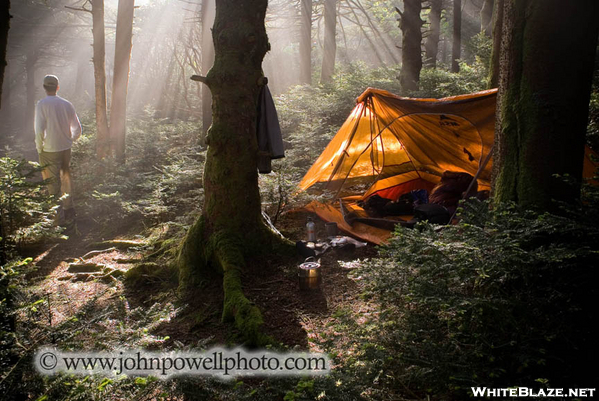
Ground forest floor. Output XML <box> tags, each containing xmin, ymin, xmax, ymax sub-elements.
<box><xmin>6</xmin><ymin>122</ymin><xmax>390</xmax><ymax>399</ymax></box>
<box><xmin>24</xmin><ymin>210</ymin><xmax>377</xmax><ymax>349</ymax></box>
<box><xmin>17</xmin><ymin>195</ymin><xmax>381</xmax><ymax>398</ymax></box>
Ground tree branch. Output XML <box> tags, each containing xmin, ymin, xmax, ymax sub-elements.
<box><xmin>190</xmin><ymin>74</ymin><xmax>208</xmax><ymax>84</ymax></box>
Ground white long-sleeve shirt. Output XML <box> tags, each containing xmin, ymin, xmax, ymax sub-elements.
<box><xmin>34</xmin><ymin>95</ymin><xmax>82</xmax><ymax>153</ymax></box>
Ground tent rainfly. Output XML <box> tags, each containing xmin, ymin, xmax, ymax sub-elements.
<box><xmin>299</xmin><ymin>88</ymin><xmax>598</xmax><ymax>244</ymax></box>
<box><xmin>300</xmin><ymin>88</ymin><xmax>498</xmax><ymax>198</ymax></box>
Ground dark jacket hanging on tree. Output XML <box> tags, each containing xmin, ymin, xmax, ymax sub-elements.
<box><xmin>256</xmin><ymin>84</ymin><xmax>285</xmax><ymax>173</ymax></box>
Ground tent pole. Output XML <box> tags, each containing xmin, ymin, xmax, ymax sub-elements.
<box><xmin>447</xmin><ymin>144</ymin><xmax>494</xmax><ymax>224</ymax></box>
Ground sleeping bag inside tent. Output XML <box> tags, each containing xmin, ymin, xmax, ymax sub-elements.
<box><xmin>299</xmin><ymin>87</ymin><xmax>598</xmax><ymax>244</ymax></box>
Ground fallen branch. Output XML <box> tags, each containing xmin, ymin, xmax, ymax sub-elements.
<box><xmin>67</xmin><ymin>263</ymin><xmax>104</xmax><ymax>273</ymax></box>
<box><xmin>87</xmin><ymin>239</ymin><xmax>148</xmax><ymax>250</ymax></box>
<box><xmin>81</xmin><ymin>247</ymin><xmax>117</xmax><ymax>260</ymax></box>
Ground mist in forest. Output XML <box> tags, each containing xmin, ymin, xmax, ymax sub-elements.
<box><xmin>0</xmin><ymin>0</ymin><xmax>484</xmax><ymax>157</ymax></box>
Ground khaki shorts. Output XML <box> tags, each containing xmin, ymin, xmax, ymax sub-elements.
<box><xmin>39</xmin><ymin>149</ymin><xmax>74</xmax><ymax>210</ymax></box>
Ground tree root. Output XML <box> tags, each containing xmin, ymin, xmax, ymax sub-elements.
<box><xmin>176</xmin><ymin>218</ymin><xmax>290</xmax><ymax>346</ymax></box>
<box><xmin>216</xmin><ymin>241</ymin><xmax>268</xmax><ymax>346</ymax></box>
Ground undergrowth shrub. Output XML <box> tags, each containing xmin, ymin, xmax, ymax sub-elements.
<box><xmin>0</xmin><ymin>156</ymin><xmax>62</xmax><ymax>255</ymax></box>
<box><xmin>71</xmin><ymin>118</ymin><xmax>204</xmax><ymax>232</ymax></box>
<box><xmin>357</xmin><ymin>194</ymin><xmax>598</xmax><ymax>398</ymax></box>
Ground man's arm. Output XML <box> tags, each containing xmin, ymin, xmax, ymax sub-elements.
<box><xmin>70</xmin><ymin>104</ymin><xmax>82</xmax><ymax>141</ymax></box>
<box><xmin>34</xmin><ymin>102</ymin><xmax>45</xmax><ymax>153</ymax></box>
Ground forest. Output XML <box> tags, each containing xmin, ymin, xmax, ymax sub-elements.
<box><xmin>1</xmin><ymin>0</ymin><xmax>598</xmax><ymax>400</ymax></box>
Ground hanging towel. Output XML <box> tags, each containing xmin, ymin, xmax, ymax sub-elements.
<box><xmin>257</xmin><ymin>83</ymin><xmax>285</xmax><ymax>174</ymax></box>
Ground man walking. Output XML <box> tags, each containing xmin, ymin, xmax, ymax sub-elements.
<box><xmin>34</xmin><ymin>75</ymin><xmax>81</xmax><ymax>224</ymax></box>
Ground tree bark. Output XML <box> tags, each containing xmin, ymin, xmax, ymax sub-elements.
<box><xmin>0</xmin><ymin>0</ymin><xmax>10</xmax><ymax>109</ymax></box>
<box><xmin>200</xmin><ymin>0</ymin><xmax>215</xmax><ymax>139</ymax></box>
<box><xmin>110</xmin><ymin>0</ymin><xmax>134</xmax><ymax>163</ymax></box>
<box><xmin>0</xmin><ymin>62</ymin><xmax>11</xmax><ymax>125</ymax></box>
<box><xmin>424</xmin><ymin>0</ymin><xmax>441</xmax><ymax>69</ymax></box>
<box><xmin>487</xmin><ymin>0</ymin><xmax>503</xmax><ymax>88</ymax></box>
<box><xmin>480</xmin><ymin>0</ymin><xmax>493</xmax><ymax>36</ymax></box>
<box><xmin>398</xmin><ymin>0</ymin><xmax>423</xmax><ymax>91</ymax></box>
<box><xmin>299</xmin><ymin>0</ymin><xmax>312</xmax><ymax>85</ymax></box>
<box><xmin>451</xmin><ymin>0</ymin><xmax>461</xmax><ymax>72</ymax></box>
<box><xmin>177</xmin><ymin>0</ymin><xmax>290</xmax><ymax>345</ymax></box>
<box><xmin>320</xmin><ymin>0</ymin><xmax>336</xmax><ymax>84</ymax></box>
<box><xmin>92</xmin><ymin>0</ymin><xmax>110</xmax><ymax>158</ymax></box>
<box><xmin>493</xmin><ymin>0</ymin><xmax>599</xmax><ymax>211</ymax></box>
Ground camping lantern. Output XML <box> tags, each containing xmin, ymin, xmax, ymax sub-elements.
<box><xmin>298</xmin><ymin>257</ymin><xmax>321</xmax><ymax>290</ymax></box>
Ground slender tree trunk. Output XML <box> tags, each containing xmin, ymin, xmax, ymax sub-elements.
<box><xmin>487</xmin><ymin>0</ymin><xmax>503</xmax><ymax>88</ymax></box>
<box><xmin>200</xmin><ymin>0</ymin><xmax>215</xmax><ymax>139</ymax></box>
<box><xmin>155</xmin><ymin>53</ymin><xmax>176</xmax><ymax>118</ymax></box>
<box><xmin>25</xmin><ymin>51</ymin><xmax>36</xmax><ymax>140</ymax></box>
<box><xmin>398</xmin><ymin>0</ymin><xmax>423</xmax><ymax>91</ymax></box>
<box><xmin>178</xmin><ymin>0</ymin><xmax>290</xmax><ymax>345</ymax></box>
<box><xmin>0</xmin><ymin>0</ymin><xmax>10</xmax><ymax>109</ymax></box>
<box><xmin>92</xmin><ymin>0</ymin><xmax>110</xmax><ymax>158</ymax></box>
<box><xmin>320</xmin><ymin>0</ymin><xmax>336</xmax><ymax>84</ymax></box>
<box><xmin>299</xmin><ymin>0</ymin><xmax>312</xmax><ymax>85</ymax></box>
<box><xmin>493</xmin><ymin>0</ymin><xmax>599</xmax><ymax>211</ymax></box>
<box><xmin>424</xmin><ymin>0</ymin><xmax>441</xmax><ymax>69</ymax></box>
<box><xmin>451</xmin><ymin>0</ymin><xmax>461</xmax><ymax>72</ymax></box>
<box><xmin>480</xmin><ymin>0</ymin><xmax>493</xmax><ymax>36</ymax></box>
<box><xmin>110</xmin><ymin>0</ymin><xmax>134</xmax><ymax>163</ymax></box>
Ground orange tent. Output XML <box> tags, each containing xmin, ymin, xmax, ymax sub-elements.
<box><xmin>300</xmin><ymin>88</ymin><xmax>597</xmax><ymax>244</ymax></box>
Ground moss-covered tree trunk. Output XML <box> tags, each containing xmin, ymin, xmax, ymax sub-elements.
<box><xmin>493</xmin><ymin>0</ymin><xmax>599</xmax><ymax>211</ymax></box>
<box><xmin>424</xmin><ymin>0</ymin><xmax>441</xmax><ymax>69</ymax></box>
<box><xmin>179</xmin><ymin>0</ymin><xmax>288</xmax><ymax>345</ymax></box>
<box><xmin>450</xmin><ymin>0</ymin><xmax>461</xmax><ymax>73</ymax></box>
<box><xmin>398</xmin><ymin>0</ymin><xmax>423</xmax><ymax>91</ymax></box>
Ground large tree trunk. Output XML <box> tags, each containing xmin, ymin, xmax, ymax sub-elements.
<box><xmin>109</xmin><ymin>0</ymin><xmax>134</xmax><ymax>163</ymax></box>
<box><xmin>178</xmin><ymin>0</ymin><xmax>290</xmax><ymax>345</ymax></box>
<box><xmin>92</xmin><ymin>0</ymin><xmax>110</xmax><ymax>158</ymax></box>
<box><xmin>450</xmin><ymin>0</ymin><xmax>461</xmax><ymax>73</ymax></box>
<box><xmin>398</xmin><ymin>0</ymin><xmax>423</xmax><ymax>91</ymax></box>
<box><xmin>493</xmin><ymin>0</ymin><xmax>599</xmax><ymax>211</ymax></box>
<box><xmin>319</xmin><ymin>0</ymin><xmax>336</xmax><ymax>84</ymax></box>
<box><xmin>0</xmin><ymin>0</ymin><xmax>9</xmax><ymax>109</ymax></box>
<box><xmin>424</xmin><ymin>0</ymin><xmax>441</xmax><ymax>69</ymax></box>
<box><xmin>487</xmin><ymin>0</ymin><xmax>503</xmax><ymax>88</ymax></box>
<box><xmin>299</xmin><ymin>0</ymin><xmax>312</xmax><ymax>85</ymax></box>
<box><xmin>200</xmin><ymin>0</ymin><xmax>215</xmax><ymax>139</ymax></box>
<box><xmin>480</xmin><ymin>0</ymin><xmax>493</xmax><ymax>36</ymax></box>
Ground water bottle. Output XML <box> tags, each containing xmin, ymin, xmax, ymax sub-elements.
<box><xmin>306</xmin><ymin>217</ymin><xmax>316</xmax><ymax>242</ymax></box>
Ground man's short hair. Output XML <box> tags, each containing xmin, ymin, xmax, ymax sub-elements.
<box><xmin>43</xmin><ymin>75</ymin><xmax>59</xmax><ymax>91</ymax></box>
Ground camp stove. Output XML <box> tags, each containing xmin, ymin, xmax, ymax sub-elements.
<box><xmin>298</xmin><ymin>257</ymin><xmax>322</xmax><ymax>290</ymax></box>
